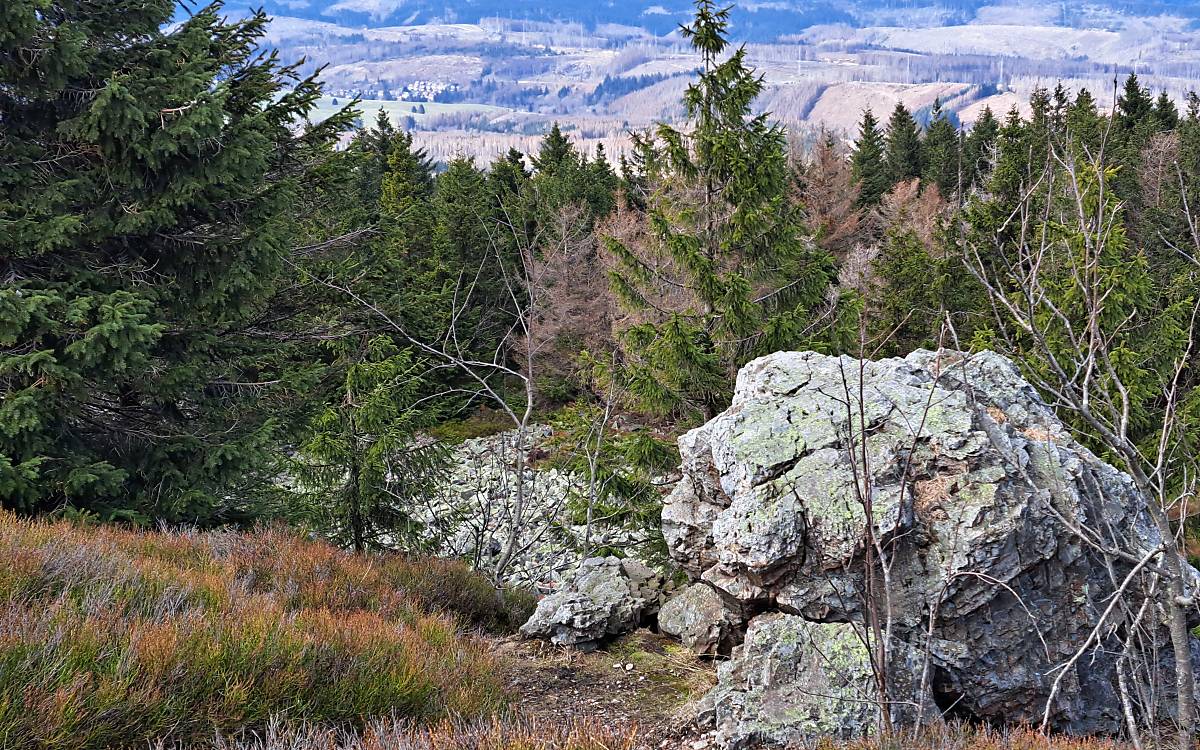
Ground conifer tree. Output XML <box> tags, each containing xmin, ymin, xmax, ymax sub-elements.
<box><xmin>293</xmin><ymin>338</ymin><xmax>447</xmax><ymax>552</ymax></box>
<box><xmin>964</xmin><ymin>106</ymin><xmax>999</xmax><ymax>189</ymax></box>
<box><xmin>585</xmin><ymin>144</ymin><xmax>620</xmax><ymax>217</ymax></box>
<box><xmin>374</xmin><ymin>133</ymin><xmax>455</xmax><ymax>349</ymax></box>
<box><xmin>346</xmin><ymin>110</ymin><xmax>400</xmax><ymax>224</ymax></box>
<box><xmin>489</xmin><ymin>148</ymin><xmax>531</xmax><ymax>202</ymax></box>
<box><xmin>0</xmin><ymin>1</ymin><xmax>350</xmax><ymax>521</ymax></box>
<box><xmin>870</xmin><ymin>228</ymin><xmax>941</xmax><ymax>354</ymax></box>
<box><xmin>1155</xmin><ymin>91</ymin><xmax>1180</xmax><ymax>132</ymax></box>
<box><xmin>1066</xmin><ymin>88</ymin><xmax>1103</xmax><ymax>153</ymax></box>
<box><xmin>531</xmin><ymin>123</ymin><xmax>575</xmax><ymax>176</ymax></box>
<box><xmin>921</xmin><ymin>99</ymin><xmax>960</xmax><ymax>199</ymax></box>
<box><xmin>433</xmin><ymin>156</ymin><xmax>517</xmax><ymax>359</ymax></box>
<box><xmin>618</xmin><ymin>132</ymin><xmax>658</xmax><ymax>210</ymax></box>
<box><xmin>1118</xmin><ymin>73</ymin><xmax>1155</xmax><ymax>133</ymax></box>
<box><xmin>851</xmin><ymin>109</ymin><xmax>890</xmax><ymax>207</ymax></box>
<box><xmin>884</xmin><ymin>102</ymin><xmax>922</xmax><ymax>185</ymax></box>
<box><xmin>1114</xmin><ymin>74</ymin><xmax>1158</xmax><ymax>208</ymax></box>
<box><xmin>961</xmin><ymin>107</ymin><xmax>1036</xmax><ymax>289</ymax></box>
<box><xmin>604</xmin><ymin>0</ymin><xmax>832</xmax><ymax>420</ymax></box>
<box><xmin>1051</xmin><ymin>82</ymin><xmax>1071</xmax><ymax>134</ymax></box>
<box><xmin>1179</xmin><ymin>93</ymin><xmax>1200</xmax><ymax>212</ymax></box>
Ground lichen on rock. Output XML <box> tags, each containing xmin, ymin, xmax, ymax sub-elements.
<box><xmin>662</xmin><ymin>349</ymin><xmax>1200</xmax><ymax>746</ymax></box>
<box><xmin>520</xmin><ymin>556</ymin><xmax>665</xmax><ymax>649</ymax></box>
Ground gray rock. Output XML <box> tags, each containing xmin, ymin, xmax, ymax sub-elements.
<box><xmin>665</xmin><ymin>349</ymin><xmax>1200</xmax><ymax>745</ymax></box>
<box><xmin>658</xmin><ymin>582</ymin><xmax>743</xmax><ymax>656</ymax></box>
<box><xmin>698</xmin><ymin>615</ymin><xmax>885</xmax><ymax>747</ymax></box>
<box><xmin>520</xmin><ymin>556</ymin><xmax>664</xmax><ymax>648</ymax></box>
<box><xmin>413</xmin><ymin>425</ymin><xmax>656</xmax><ymax>589</ymax></box>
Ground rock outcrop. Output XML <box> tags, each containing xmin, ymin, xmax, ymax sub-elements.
<box><xmin>415</xmin><ymin>427</ymin><xmax>653</xmax><ymax>589</ymax></box>
<box><xmin>521</xmin><ymin>556</ymin><xmax>665</xmax><ymax>649</ymax></box>
<box><xmin>663</xmin><ymin>349</ymin><xmax>1200</xmax><ymax>745</ymax></box>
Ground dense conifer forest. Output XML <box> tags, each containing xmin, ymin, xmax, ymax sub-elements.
<box><xmin>5</xmin><ymin>1</ymin><xmax>1199</xmax><ymax>538</ymax></box>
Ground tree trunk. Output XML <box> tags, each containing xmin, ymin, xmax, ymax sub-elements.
<box><xmin>1158</xmin><ymin>515</ymin><xmax>1197</xmax><ymax>750</ymax></box>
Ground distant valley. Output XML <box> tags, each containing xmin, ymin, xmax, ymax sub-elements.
<box><xmin>240</xmin><ymin>0</ymin><xmax>1200</xmax><ymax>160</ymax></box>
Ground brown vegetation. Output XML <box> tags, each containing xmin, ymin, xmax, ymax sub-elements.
<box><xmin>0</xmin><ymin>512</ymin><xmax>517</xmax><ymax>750</ymax></box>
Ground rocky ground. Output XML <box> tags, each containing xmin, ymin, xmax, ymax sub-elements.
<box><xmin>492</xmin><ymin>630</ymin><xmax>719</xmax><ymax>749</ymax></box>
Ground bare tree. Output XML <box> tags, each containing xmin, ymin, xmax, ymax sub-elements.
<box><xmin>963</xmin><ymin>136</ymin><xmax>1200</xmax><ymax>750</ymax></box>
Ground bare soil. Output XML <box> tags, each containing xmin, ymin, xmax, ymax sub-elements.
<box><xmin>492</xmin><ymin>629</ymin><xmax>719</xmax><ymax>749</ymax></box>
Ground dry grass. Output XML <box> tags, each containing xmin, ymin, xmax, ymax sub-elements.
<box><xmin>809</xmin><ymin>725</ymin><xmax>1132</xmax><ymax>750</ymax></box>
<box><xmin>201</xmin><ymin>715</ymin><xmax>640</xmax><ymax>750</ymax></box>
<box><xmin>189</xmin><ymin>716</ymin><xmax>1138</xmax><ymax>750</ymax></box>
<box><xmin>0</xmin><ymin>511</ymin><xmax>513</xmax><ymax>750</ymax></box>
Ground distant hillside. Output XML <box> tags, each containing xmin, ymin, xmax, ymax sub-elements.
<box><xmin>242</xmin><ymin>0</ymin><xmax>1200</xmax><ymax>38</ymax></box>
<box><xmin>237</xmin><ymin>0</ymin><xmax>1200</xmax><ymax>163</ymax></box>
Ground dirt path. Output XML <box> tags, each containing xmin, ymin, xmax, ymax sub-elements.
<box><xmin>492</xmin><ymin>630</ymin><xmax>719</xmax><ymax>749</ymax></box>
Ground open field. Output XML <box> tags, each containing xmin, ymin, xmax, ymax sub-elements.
<box><xmin>307</xmin><ymin>97</ymin><xmax>511</xmax><ymax>126</ymax></box>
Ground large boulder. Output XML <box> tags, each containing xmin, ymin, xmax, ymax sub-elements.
<box><xmin>521</xmin><ymin>556</ymin><xmax>664</xmax><ymax>649</ymax></box>
<box><xmin>664</xmin><ymin>349</ymin><xmax>1200</xmax><ymax>744</ymax></box>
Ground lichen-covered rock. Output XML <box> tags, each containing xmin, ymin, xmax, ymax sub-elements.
<box><xmin>698</xmin><ymin>615</ymin><xmax>883</xmax><ymax>747</ymax></box>
<box><xmin>665</xmin><ymin>349</ymin><xmax>1200</xmax><ymax>745</ymax></box>
<box><xmin>413</xmin><ymin>426</ymin><xmax>654</xmax><ymax>589</ymax></box>
<box><xmin>658</xmin><ymin>582</ymin><xmax>743</xmax><ymax>655</ymax></box>
<box><xmin>520</xmin><ymin>556</ymin><xmax>664</xmax><ymax>649</ymax></box>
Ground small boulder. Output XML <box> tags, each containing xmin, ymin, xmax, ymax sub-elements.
<box><xmin>521</xmin><ymin>556</ymin><xmax>663</xmax><ymax>649</ymax></box>
<box><xmin>658</xmin><ymin>582</ymin><xmax>743</xmax><ymax>656</ymax></box>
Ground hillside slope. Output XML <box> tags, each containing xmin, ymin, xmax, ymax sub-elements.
<box><xmin>0</xmin><ymin>513</ymin><xmax>523</xmax><ymax>749</ymax></box>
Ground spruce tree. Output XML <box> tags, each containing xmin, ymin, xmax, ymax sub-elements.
<box><xmin>1180</xmin><ymin>93</ymin><xmax>1200</xmax><ymax>213</ymax></box>
<box><xmin>1117</xmin><ymin>73</ymin><xmax>1155</xmax><ymax>133</ymax></box>
<box><xmin>433</xmin><ymin>156</ymin><xmax>516</xmax><ymax>359</ymax></box>
<box><xmin>1051</xmin><ymin>82</ymin><xmax>1070</xmax><ymax>134</ymax></box>
<box><xmin>1155</xmin><ymin>91</ymin><xmax>1180</xmax><ymax>132</ymax></box>
<box><xmin>0</xmin><ymin>2</ymin><xmax>350</xmax><ymax>521</ymax></box>
<box><xmin>884</xmin><ymin>102</ymin><xmax>922</xmax><ymax>185</ymax></box>
<box><xmin>871</xmin><ymin>228</ymin><xmax>941</xmax><ymax>354</ymax></box>
<box><xmin>292</xmin><ymin>337</ymin><xmax>447</xmax><ymax>552</ymax></box>
<box><xmin>965</xmin><ymin>106</ymin><xmax>999</xmax><ymax>189</ymax></box>
<box><xmin>489</xmin><ymin>148</ymin><xmax>531</xmax><ymax>201</ymax></box>
<box><xmin>1027</xmin><ymin>85</ymin><xmax>1053</xmax><ymax>158</ymax></box>
<box><xmin>851</xmin><ymin>109</ymin><xmax>890</xmax><ymax>207</ymax></box>
<box><xmin>1114</xmin><ymin>74</ymin><xmax>1157</xmax><ymax>209</ymax></box>
<box><xmin>962</xmin><ymin>107</ymin><xmax>1035</xmax><ymax>285</ymax></box>
<box><xmin>346</xmin><ymin>110</ymin><xmax>401</xmax><ymax>225</ymax></box>
<box><xmin>1066</xmin><ymin>88</ymin><xmax>1103</xmax><ymax>153</ymax></box>
<box><xmin>921</xmin><ymin>99</ymin><xmax>960</xmax><ymax>199</ymax></box>
<box><xmin>585</xmin><ymin>144</ymin><xmax>620</xmax><ymax>217</ymax></box>
<box><xmin>604</xmin><ymin>0</ymin><xmax>832</xmax><ymax>420</ymax></box>
<box><xmin>531</xmin><ymin>123</ymin><xmax>575</xmax><ymax>176</ymax></box>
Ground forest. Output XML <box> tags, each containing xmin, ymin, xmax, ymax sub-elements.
<box><xmin>4</xmin><ymin>1</ymin><xmax>1200</xmax><ymax>749</ymax></box>
<box><xmin>5</xmin><ymin>1</ymin><xmax>1198</xmax><ymax>541</ymax></box>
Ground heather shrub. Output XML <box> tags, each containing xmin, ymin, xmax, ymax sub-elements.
<box><xmin>0</xmin><ymin>512</ymin><xmax>505</xmax><ymax>750</ymax></box>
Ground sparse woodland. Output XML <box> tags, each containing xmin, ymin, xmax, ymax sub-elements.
<box><xmin>3</xmin><ymin>1</ymin><xmax>1200</xmax><ymax>749</ymax></box>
